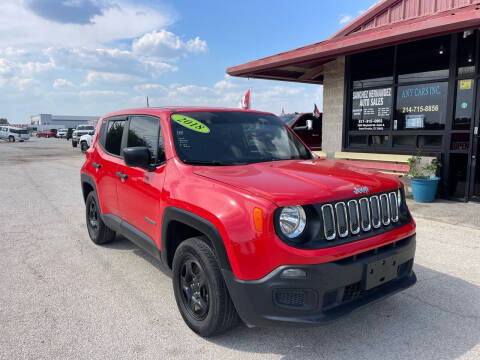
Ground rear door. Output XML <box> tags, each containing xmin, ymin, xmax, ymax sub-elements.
<box><xmin>94</xmin><ymin>116</ymin><xmax>127</xmax><ymax>217</ymax></box>
<box><xmin>116</xmin><ymin>115</ymin><xmax>166</xmax><ymax>242</ymax></box>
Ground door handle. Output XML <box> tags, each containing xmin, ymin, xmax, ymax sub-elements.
<box><xmin>92</xmin><ymin>162</ymin><xmax>101</xmax><ymax>169</ymax></box>
<box><xmin>116</xmin><ymin>172</ymin><xmax>128</xmax><ymax>180</ymax></box>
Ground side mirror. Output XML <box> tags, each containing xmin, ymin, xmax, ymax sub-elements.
<box><xmin>123</xmin><ymin>147</ymin><xmax>151</xmax><ymax>169</ymax></box>
<box><xmin>306</xmin><ymin>119</ymin><xmax>313</xmax><ymax>131</ymax></box>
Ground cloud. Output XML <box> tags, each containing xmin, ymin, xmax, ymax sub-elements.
<box><xmin>132</xmin><ymin>30</ymin><xmax>208</xmax><ymax>60</ymax></box>
<box><xmin>25</xmin><ymin>0</ymin><xmax>110</xmax><ymax>25</ymax></box>
<box><xmin>53</xmin><ymin>78</ymin><xmax>73</xmax><ymax>88</ymax></box>
<box><xmin>339</xmin><ymin>14</ymin><xmax>353</xmax><ymax>24</ymax></box>
<box><xmin>132</xmin><ymin>75</ymin><xmax>323</xmax><ymax>115</ymax></box>
<box><xmin>84</xmin><ymin>71</ymin><xmax>144</xmax><ymax>85</ymax></box>
<box><xmin>79</xmin><ymin>89</ymin><xmax>127</xmax><ymax>97</ymax></box>
<box><xmin>45</xmin><ymin>47</ymin><xmax>177</xmax><ymax>77</ymax></box>
<box><xmin>0</xmin><ymin>1</ymin><xmax>173</xmax><ymax>48</ymax></box>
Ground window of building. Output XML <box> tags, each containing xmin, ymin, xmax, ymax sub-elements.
<box><xmin>351</xmin><ymin>47</ymin><xmax>394</xmax><ymax>89</ymax></box>
<box><xmin>457</xmin><ymin>31</ymin><xmax>476</xmax><ymax>76</ymax></box>
<box><xmin>395</xmin><ymin>82</ymin><xmax>448</xmax><ymax>130</ymax></box>
<box><xmin>397</xmin><ymin>35</ymin><xmax>450</xmax><ymax>83</ymax></box>
<box><xmin>127</xmin><ymin>116</ymin><xmax>165</xmax><ymax>165</ymax></box>
<box><xmin>453</xmin><ymin>79</ymin><xmax>475</xmax><ymax>130</ymax></box>
<box><xmin>105</xmin><ymin>119</ymin><xmax>125</xmax><ymax>156</ymax></box>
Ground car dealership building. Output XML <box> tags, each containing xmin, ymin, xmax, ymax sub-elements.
<box><xmin>228</xmin><ymin>0</ymin><xmax>480</xmax><ymax>202</ymax></box>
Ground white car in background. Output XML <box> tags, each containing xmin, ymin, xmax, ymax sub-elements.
<box><xmin>0</xmin><ymin>126</ymin><xmax>30</xmax><ymax>142</ymax></box>
<box><xmin>56</xmin><ymin>129</ymin><xmax>68</xmax><ymax>138</ymax></box>
<box><xmin>79</xmin><ymin>134</ymin><xmax>93</xmax><ymax>153</ymax></box>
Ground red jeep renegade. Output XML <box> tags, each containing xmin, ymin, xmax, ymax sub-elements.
<box><xmin>80</xmin><ymin>107</ymin><xmax>416</xmax><ymax>337</ymax></box>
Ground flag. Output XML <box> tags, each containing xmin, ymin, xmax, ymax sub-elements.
<box><xmin>239</xmin><ymin>88</ymin><xmax>251</xmax><ymax>110</ymax></box>
<box><xmin>313</xmin><ymin>103</ymin><xmax>321</xmax><ymax>117</ymax></box>
<box><xmin>281</xmin><ymin>107</ymin><xmax>285</xmax><ymax>116</ymax></box>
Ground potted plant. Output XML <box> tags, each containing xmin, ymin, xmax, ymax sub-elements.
<box><xmin>408</xmin><ymin>154</ymin><xmax>441</xmax><ymax>203</ymax></box>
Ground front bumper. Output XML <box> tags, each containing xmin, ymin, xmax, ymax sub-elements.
<box><xmin>223</xmin><ymin>235</ymin><xmax>416</xmax><ymax>327</ymax></box>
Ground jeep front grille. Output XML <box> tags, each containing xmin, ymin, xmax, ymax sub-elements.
<box><xmin>320</xmin><ymin>192</ymin><xmax>400</xmax><ymax>242</ymax></box>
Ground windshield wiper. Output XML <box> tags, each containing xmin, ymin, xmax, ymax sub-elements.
<box><xmin>182</xmin><ymin>160</ymin><xmax>225</xmax><ymax>166</ymax></box>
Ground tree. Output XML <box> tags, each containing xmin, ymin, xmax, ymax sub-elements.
<box><xmin>0</xmin><ymin>118</ymin><xmax>8</xmax><ymax>125</ymax></box>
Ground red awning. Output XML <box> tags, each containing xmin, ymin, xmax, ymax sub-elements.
<box><xmin>227</xmin><ymin>3</ymin><xmax>480</xmax><ymax>84</ymax></box>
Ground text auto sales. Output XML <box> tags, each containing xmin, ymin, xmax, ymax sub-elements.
<box><xmin>353</xmin><ymin>88</ymin><xmax>392</xmax><ymax>107</ymax></box>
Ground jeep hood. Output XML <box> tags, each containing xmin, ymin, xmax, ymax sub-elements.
<box><xmin>193</xmin><ymin>159</ymin><xmax>401</xmax><ymax>206</ymax></box>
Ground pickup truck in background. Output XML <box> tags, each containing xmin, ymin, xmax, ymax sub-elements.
<box><xmin>280</xmin><ymin>112</ymin><xmax>322</xmax><ymax>151</ymax></box>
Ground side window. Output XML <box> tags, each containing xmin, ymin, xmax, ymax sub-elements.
<box><xmin>105</xmin><ymin>119</ymin><xmax>125</xmax><ymax>156</ymax></box>
<box><xmin>127</xmin><ymin>116</ymin><xmax>166</xmax><ymax>165</ymax></box>
<box><xmin>97</xmin><ymin>119</ymin><xmax>108</xmax><ymax>147</ymax></box>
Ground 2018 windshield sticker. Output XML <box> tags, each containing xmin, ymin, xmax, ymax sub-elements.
<box><xmin>172</xmin><ymin>114</ymin><xmax>210</xmax><ymax>134</ymax></box>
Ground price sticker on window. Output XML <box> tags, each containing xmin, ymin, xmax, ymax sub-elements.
<box><xmin>459</xmin><ymin>79</ymin><xmax>472</xmax><ymax>90</ymax></box>
<box><xmin>172</xmin><ymin>114</ymin><xmax>210</xmax><ymax>134</ymax></box>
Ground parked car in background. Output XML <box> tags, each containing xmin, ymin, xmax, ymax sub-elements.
<box><xmin>0</xmin><ymin>126</ymin><xmax>30</xmax><ymax>142</ymax></box>
<box><xmin>79</xmin><ymin>134</ymin><xmax>93</xmax><ymax>154</ymax></box>
<box><xmin>56</xmin><ymin>129</ymin><xmax>68</xmax><ymax>138</ymax></box>
<box><xmin>72</xmin><ymin>125</ymin><xmax>95</xmax><ymax>148</ymax></box>
<box><xmin>280</xmin><ymin>112</ymin><xmax>322</xmax><ymax>150</ymax></box>
<box><xmin>36</xmin><ymin>130</ymin><xmax>56</xmax><ymax>138</ymax></box>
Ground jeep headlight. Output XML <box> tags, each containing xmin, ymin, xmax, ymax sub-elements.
<box><xmin>279</xmin><ymin>206</ymin><xmax>306</xmax><ymax>239</ymax></box>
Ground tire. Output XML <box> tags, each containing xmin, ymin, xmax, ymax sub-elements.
<box><xmin>72</xmin><ymin>140</ymin><xmax>77</xmax><ymax>148</ymax></box>
<box><xmin>172</xmin><ymin>237</ymin><xmax>239</xmax><ymax>337</ymax></box>
<box><xmin>81</xmin><ymin>141</ymin><xmax>88</xmax><ymax>154</ymax></box>
<box><xmin>8</xmin><ymin>136</ymin><xmax>14</xmax><ymax>142</ymax></box>
<box><xmin>85</xmin><ymin>192</ymin><xmax>115</xmax><ymax>245</ymax></box>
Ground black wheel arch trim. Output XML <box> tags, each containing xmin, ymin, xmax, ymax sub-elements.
<box><xmin>161</xmin><ymin>207</ymin><xmax>232</xmax><ymax>271</ymax></box>
<box><xmin>81</xmin><ymin>173</ymin><xmax>98</xmax><ymax>203</ymax></box>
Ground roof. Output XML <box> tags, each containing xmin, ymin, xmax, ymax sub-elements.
<box><xmin>101</xmin><ymin>107</ymin><xmax>274</xmax><ymax>119</ymax></box>
<box><xmin>227</xmin><ymin>0</ymin><xmax>480</xmax><ymax>84</ymax></box>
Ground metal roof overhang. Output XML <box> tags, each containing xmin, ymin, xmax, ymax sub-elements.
<box><xmin>227</xmin><ymin>4</ymin><xmax>480</xmax><ymax>85</ymax></box>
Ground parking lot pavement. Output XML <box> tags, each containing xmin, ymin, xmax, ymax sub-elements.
<box><xmin>0</xmin><ymin>138</ymin><xmax>479</xmax><ymax>360</ymax></box>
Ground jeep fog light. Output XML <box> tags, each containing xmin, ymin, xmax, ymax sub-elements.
<box><xmin>279</xmin><ymin>206</ymin><xmax>306</xmax><ymax>239</ymax></box>
<box><xmin>281</xmin><ymin>268</ymin><xmax>306</xmax><ymax>279</ymax></box>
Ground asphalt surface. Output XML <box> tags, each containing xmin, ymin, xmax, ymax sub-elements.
<box><xmin>1</xmin><ymin>138</ymin><xmax>479</xmax><ymax>360</ymax></box>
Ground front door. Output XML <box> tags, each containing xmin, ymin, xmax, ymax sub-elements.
<box><xmin>468</xmin><ymin>90</ymin><xmax>480</xmax><ymax>201</ymax></box>
<box><xmin>117</xmin><ymin>115</ymin><xmax>166</xmax><ymax>242</ymax></box>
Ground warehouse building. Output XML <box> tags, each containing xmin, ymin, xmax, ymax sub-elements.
<box><xmin>228</xmin><ymin>0</ymin><xmax>480</xmax><ymax>202</ymax></box>
<box><xmin>30</xmin><ymin>114</ymin><xmax>99</xmax><ymax>131</ymax></box>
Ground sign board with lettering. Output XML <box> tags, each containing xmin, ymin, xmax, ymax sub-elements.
<box><xmin>351</xmin><ymin>87</ymin><xmax>392</xmax><ymax>131</ymax></box>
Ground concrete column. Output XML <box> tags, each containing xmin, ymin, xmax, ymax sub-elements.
<box><xmin>322</xmin><ymin>56</ymin><xmax>345</xmax><ymax>158</ymax></box>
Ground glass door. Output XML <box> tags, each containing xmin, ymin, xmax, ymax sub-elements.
<box><xmin>469</xmin><ymin>96</ymin><xmax>480</xmax><ymax>201</ymax></box>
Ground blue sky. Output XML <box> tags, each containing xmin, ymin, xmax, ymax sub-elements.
<box><xmin>0</xmin><ymin>0</ymin><xmax>378</xmax><ymax>123</ymax></box>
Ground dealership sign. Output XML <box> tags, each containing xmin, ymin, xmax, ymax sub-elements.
<box><xmin>351</xmin><ymin>87</ymin><xmax>392</xmax><ymax>131</ymax></box>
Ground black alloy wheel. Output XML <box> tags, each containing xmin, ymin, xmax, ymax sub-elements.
<box><xmin>172</xmin><ymin>238</ymin><xmax>239</xmax><ymax>337</ymax></box>
<box><xmin>179</xmin><ymin>257</ymin><xmax>210</xmax><ymax>320</ymax></box>
<box><xmin>85</xmin><ymin>192</ymin><xmax>115</xmax><ymax>245</ymax></box>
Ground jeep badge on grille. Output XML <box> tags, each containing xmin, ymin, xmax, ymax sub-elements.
<box><xmin>354</xmin><ymin>186</ymin><xmax>370</xmax><ymax>195</ymax></box>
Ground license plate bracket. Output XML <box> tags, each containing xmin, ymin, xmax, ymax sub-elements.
<box><xmin>364</xmin><ymin>255</ymin><xmax>399</xmax><ymax>290</ymax></box>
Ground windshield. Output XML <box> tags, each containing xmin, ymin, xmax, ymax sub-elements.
<box><xmin>78</xmin><ymin>126</ymin><xmax>94</xmax><ymax>130</ymax></box>
<box><xmin>170</xmin><ymin>111</ymin><xmax>312</xmax><ymax>166</ymax></box>
<box><xmin>279</xmin><ymin>114</ymin><xmax>298</xmax><ymax>126</ymax></box>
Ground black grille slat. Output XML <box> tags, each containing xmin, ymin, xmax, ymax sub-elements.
<box><xmin>380</xmin><ymin>194</ymin><xmax>391</xmax><ymax>226</ymax></box>
<box><xmin>370</xmin><ymin>196</ymin><xmax>381</xmax><ymax>228</ymax></box>
<box><xmin>389</xmin><ymin>192</ymin><xmax>399</xmax><ymax>222</ymax></box>
<box><xmin>335</xmin><ymin>202</ymin><xmax>348</xmax><ymax>237</ymax></box>
<box><xmin>359</xmin><ymin>198</ymin><xmax>371</xmax><ymax>231</ymax></box>
<box><xmin>347</xmin><ymin>200</ymin><xmax>360</xmax><ymax>234</ymax></box>
<box><xmin>321</xmin><ymin>204</ymin><xmax>336</xmax><ymax>240</ymax></box>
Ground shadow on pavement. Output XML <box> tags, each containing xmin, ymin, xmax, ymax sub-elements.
<box><xmin>103</xmin><ymin>236</ymin><xmax>480</xmax><ymax>359</ymax></box>
<box><xmin>208</xmin><ymin>264</ymin><xmax>480</xmax><ymax>360</ymax></box>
